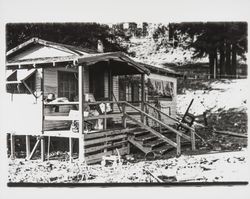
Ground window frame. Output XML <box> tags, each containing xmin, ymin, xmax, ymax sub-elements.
<box><xmin>57</xmin><ymin>71</ymin><xmax>78</xmax><ymax>101</ymax></box>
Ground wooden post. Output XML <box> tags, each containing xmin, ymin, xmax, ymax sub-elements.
<box><xmin>25</xmin><ymin>135</ymin><xmax>31</xmax><ymax>159</ymax></box>
<box><xmin>103</xmin><ymin>103</ymin><xmax>107</xmax><ymax>130</ymax></box>
<box><xmin>69</xmin><ymin>138</ymin><xmax>73</xmax><ymax>162</ymax></box>
<box><xmin>122</xmin><ymin>103</ymin><xmax>127</xmax><ymax>128</ymax></box>
<box><xmin>158</xmin><ymin>111</ymin><xmax>162</xmax><ymax>133</ymax></box>
<box><xmin>10</xmin><ymin>134</ymin><xmax>15</xmax><ymax>159</ymax></box>
<box><xmin>141</xmin><ymin>74</ymin><xmax>145</xmax><ymax>123</ymax></box>
<box><xmin>78</xmin><ymin>65</ymin><xmax>85</xmax><ymax>161</ymax></box>
<box><xmin>41</xmin><ymin>137</ymin><xmax>45</xmax><ymax>161</ymax></box>
<box><xmin>176</xmin><ymin>134</ymin><xmax>181</xmax><ymax>156</ymax></box>
<box><xmin>191</xmin><ymin>130</ymin><xmax>196</xmax><ymax>150</ymax></box>
<box><xmin>41</xmin><ymin>68</ymin><xmax>45</xmax><ymax>161</ymax></box>
<box><xmin>47</xmin><ymin>136</ymin><xmax>51</xmax><ymax>160</ymax></box>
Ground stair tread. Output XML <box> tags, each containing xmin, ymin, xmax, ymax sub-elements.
<box><xmin>153</xmin><ymin>145</ymin><xmax>174</xmax><ymax>154</ymax></box>
<box><xmin>134</xmin><ymin>131</ymin><xmax>150</xmax><ymax>137</ymax></box>
<box><xmin>143</xmin><ymin>139</ymin><xmax>166</xmax><ymax>147</ymax></box>
<box><xmin>134</xmin><ymin>134</ymin><xmax>157</xmax><ymax>141</ymax></box>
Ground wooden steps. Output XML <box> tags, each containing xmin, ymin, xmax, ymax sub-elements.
<box><xmin>128</xmin><ymin>126</ymin><xmax>195</xmax><ymax>159</ymax></box>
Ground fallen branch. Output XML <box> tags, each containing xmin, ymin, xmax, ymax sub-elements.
<box><xmin>143</xmin><ymin>168</ymin><xmax>163</xmax><ymax>183</ymax></box>
<box><xmin>213</xmin><ymin>130</ymin><xmax>247</xmax><ymax>138</ymax></box>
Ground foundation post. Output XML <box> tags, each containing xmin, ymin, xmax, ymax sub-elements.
<box><xmin>176</xmin><ymin>134</ymin><xmax>181</xmax><ymax>156</ymax></box>
<box><xmin>10</xmin><ymin>134</ymin><xmax>15</xmax><ymax>159</ymax></box>
<box><xmin>69</xmin><ymin>138</ymin><xmax>73</xmax><ymax>162</ymax></box>
<box><xmin>25</xmin><ymin>135</ymin><xmax>31</xmax><ymax>159</ymax></box>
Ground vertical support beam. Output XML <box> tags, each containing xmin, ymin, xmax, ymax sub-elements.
<box><xmin>78</xmin><ymin>65</ymin><xmax>85</xmax><ymax>162</ymax></box>
<box><xmin>69</xmin><ymin>138</ymin><xmax>73</xmax><ymax>162</ymax></box>
<box><xmin>176</xmin><ymin>134</ymin><xmax>181</xmax><ymax>156</ymax></box>
<box><xmin>122</xmin><ymin>103</ymin><xmax>127</xmax><ymax>128</ymax></box>
<box><xmin>41</xmin><ymin>137</ymin><xmax>45</xmax><ymax>161</ymax></box>
<box><xmin>10</xmin><ymin>134</ymin><xmax>15</xmax><ymax>160</ymax></box>
<box><xmin>127</xmin><ymin>142</ymin><xmax>130</xmax><ymax>154</ymax></box>
<box><xmin>47</xmin><ymin>136</ymin><xmax>51</xmax><ymax>160</ymax></box>
<box><xmin>25</xmin><ymin>135</ymin><xmax>31</xmax><ymax>159</ymax></box>
<box><xmin>41</xmin><ymin>68</ymin><xmax>45</xmax><ymax>161</ymax></box>
<box><xmin>158</xmin><ymin>111</ymin><xmax>162</xmax><ymax>133</ymax></box>
<box><xmin>191</xmin><ymin>130</ymin><xmax>196</xmax><ymax>150</ymax></box>
<box><xmin>141</xmin><ymin>74</ymin><xmax>145</xmax><ymax>123</ymax></box>
<box><xmin>103</xmin><ymin>103</ymin><xmax>107</xmax><ymax>130</ymax></box>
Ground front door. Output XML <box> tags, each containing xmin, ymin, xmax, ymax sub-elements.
<box><xmin>89</xmin><ymin>66</ymin><xmax>105</xmax><ymax>101</ymax></box>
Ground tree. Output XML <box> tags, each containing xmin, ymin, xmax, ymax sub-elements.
<box><xmin>6</xmin><ymin>23</ymin><xmax>131</xmax><ymax>53</ymax></box>
<box><xmin>170</xmin><ymin>22</ymin><xmax>247</xmax><ymax>78</ymax></box>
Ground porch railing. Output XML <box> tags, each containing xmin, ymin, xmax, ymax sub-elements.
<box><xmin>42</xmin><ymin>100</ymin><xmax>196</xmax><ymax>160</ymax></box>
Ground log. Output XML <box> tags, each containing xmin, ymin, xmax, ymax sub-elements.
<box><xmin>214</xmin><ymin>130</ymin><xmax>248</xmax><ymax>138</ymax></box>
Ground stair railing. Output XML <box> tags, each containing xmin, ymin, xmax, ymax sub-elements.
<box><xmin>122</xmin><ymin>101</ymin><xmax>196</xmax><ymax>155</ymax></box>
<box><xmin>144</xmin><ymin>102</ymin><xmax>195</xmax><ymax>133</ymax></box>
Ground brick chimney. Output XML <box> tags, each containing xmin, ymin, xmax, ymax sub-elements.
<box><xmin>97</xmin><ymin>39</ymin><xmax>104</xmax><ymax>53</ymax></box>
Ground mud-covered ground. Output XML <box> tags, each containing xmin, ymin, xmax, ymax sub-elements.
<box><xmin>8</xmin><ymin>149</ymin><xmax>248</xmax><ymax>183</ymax></box>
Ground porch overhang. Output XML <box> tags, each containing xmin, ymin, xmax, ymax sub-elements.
<box><xmin>78</xmin><ymin>52</ymin><xmax>150</xmax><ymax>76</ymax></box>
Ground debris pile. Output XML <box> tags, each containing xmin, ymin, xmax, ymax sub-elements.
<box><xmin>8</xmin><ymin>149</ymin><xmax>248</xmax><ymax>183</ymax></box>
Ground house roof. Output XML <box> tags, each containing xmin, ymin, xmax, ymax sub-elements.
<box><xmin>140</xmin><ymin>63</ymin><xmax>182</xmax><ymax>77</ymax></box>
<box><xmin>7</xmin><ymin>37</ymin><xmax>96</xmax><ymax>58</ymax></box>
<box><xmin>6</xmin><ymin>37</ymin><xmax>179</xmax><ymax>77</ymax></box>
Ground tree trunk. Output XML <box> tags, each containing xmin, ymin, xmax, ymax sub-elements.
<box><xmin>225</xmin><ymin>42</ymin><xmax>232</xmax><ymax>78</ymax></box>
<box><xmin>209</xmin><ymin>52</ymin><xmax>215</xmax><ymax>79</ymax></box>
<box><xmin>231</xmin><ymin>43</ymin><xmax>237</xmax><ymax>78</ymax></box>
<box><xmin>219</xmin><ymin>43</ymin><xmax>226</xmax><ymax>78</ymax></box>
<box><xmin>215</xmin><ymin>51</ymin><xmax>218</xmax><ymax>79</ymax></box>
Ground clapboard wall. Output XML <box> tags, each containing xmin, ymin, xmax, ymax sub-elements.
<box><xmin>112</xmin><ymin>73</ymin><xmax>177</xmax><ymax>125</ymax></box>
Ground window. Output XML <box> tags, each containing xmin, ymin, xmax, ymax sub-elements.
<box><xmin>146</xmin><ymin>78</ymin><xmax>174</xmax><ymax>101</ymax></box>
<box><xmin>58</xmin><ymin>71</ymin><xmax>78</xmax><ymax>101</ymax></box>
<box><xmin>119</xmin><ymin>76</ymin><xmax>140</xmax><ymax>104</ymax></box>
<box><xmin>6</xmin><ymin>72</ymin><xmax>36</xmax><ymax>94</ymax></box>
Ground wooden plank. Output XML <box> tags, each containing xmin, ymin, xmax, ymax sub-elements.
<box><xmin>45</xmin><ymin>113</ymin><xmax>123</xmax><ymax>121</ymax></box>
<box><xmin>84</xmin><ymin>113</ymin><xmax>123</xmax><ymax>121</ymax></box>
<box><xmin>85</xmin><ymin>140</ymin><xmax>127</xmax><ymax>154</ymax></box>
<box><xmin>44</xmin><ymin>101</ymin><xmax>79</xmax><ymax>105</ymax></box>
<box><xmin>85</xmin><ymin>146</ymin><xmax>128</xmax><ymax>164</ymax></box>
<box><xmin>27</xmin><ymin>138</ymin><xmax>41</xmax><ymax>160</ymax></box>
<box><xmin>85</xmin><ymin>134</ymin><xmax>127</xmax><ymax>146</ymax></box>
<box><xmin>43</xmin><ymin>130</ymin><xmax>80</xmax><ymax>138</ymax></box>
<box><xmin>44</xmin><ymin>115</ymin><xmax>78</xmax><ymax>121</ymax></box>
<box><xmin>25</xmin><ymin>135</ymin><xmax>31</xmax><ymax>159</ymax></box>
<box><xmin>214</xmin><ymin>130</ymin><xmax>248</xmax><ymax>138</ymax></box>
<box><xmin>84</xmin><ymin>128</ymin><xmax>129</xmax><ymax>139</ymax></box>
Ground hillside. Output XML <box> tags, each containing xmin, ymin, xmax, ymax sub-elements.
<box><xmin>125</xmin><ymin>24</ymin><xmax>208</xmax><ymax>67</ymax></box>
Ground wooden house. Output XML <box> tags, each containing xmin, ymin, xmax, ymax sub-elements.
<box><xmin>5</xmin><ymin>38</ymin><xmax>196</xmax><ymax>164</ymax></box>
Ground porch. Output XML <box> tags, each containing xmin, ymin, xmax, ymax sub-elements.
<box><xmin>6</xmin><ymin>50</ymin><xmax>196</xmax><ymax>164</ymax></box>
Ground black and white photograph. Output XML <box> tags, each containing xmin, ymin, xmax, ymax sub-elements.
<box><xmin>0</xmin><ymin>0</ymin><xmax>249</xmax><ymax>196</ymax></box>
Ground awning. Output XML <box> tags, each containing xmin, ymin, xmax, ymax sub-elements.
<box><xmin>6</xmin><ymin>69</ymin><xmax>36</xmax><ymax>84</ymax></box>
<box><xmin>78</xmin><ymin>52</ymin><xmax>150</xmax><ymax>75</ymax></box>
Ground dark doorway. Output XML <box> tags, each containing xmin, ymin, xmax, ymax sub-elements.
<box><xmin>89</xmin><ymin>64</ymin><xmax>105</xmax><ymax>100</ymax></box>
